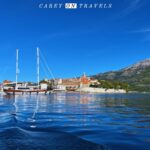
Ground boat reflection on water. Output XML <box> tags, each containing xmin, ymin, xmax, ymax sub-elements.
<box><xmin>0</xmin><ymin>93</ymin><xmax>150</xmax><ymax>150</ymax></box>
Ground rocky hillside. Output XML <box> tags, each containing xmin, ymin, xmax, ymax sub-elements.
<box><xmin>93</xmin><ymin>59</ymin><xmax>150</xmax><ymax>92</ymax></box>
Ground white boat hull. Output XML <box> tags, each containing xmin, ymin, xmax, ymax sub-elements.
<box><xmin>4</xmin><ymin>89</ymin><xmax>47</xmax><ymax>95</ymax></box>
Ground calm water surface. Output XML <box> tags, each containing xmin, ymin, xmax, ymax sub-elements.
<box><xmin>0</xmin><ymin>93</ymin><xmax>150</xmax><ymax>150</ymax></box>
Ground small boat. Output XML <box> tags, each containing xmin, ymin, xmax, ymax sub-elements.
<box><xmin>4</xmin><ymin>48</ymin><xmax>47</xmax><ymax>95</ymax></box>
<box><xmin>66</xmin><ymin>87</ymin><xmax>77</xmax><ymax>91</ymax></box>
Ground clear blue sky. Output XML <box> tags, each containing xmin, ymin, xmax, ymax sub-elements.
<box><xmin>0</xmin><ymin>0</ymin><xmax>150</xmax><ymax>82</ymax></box>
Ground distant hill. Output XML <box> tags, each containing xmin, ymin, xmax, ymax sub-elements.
<box><xmin>93</xmin><ymin>59</ymin><xmax>150</xmax><ymax>92</ymax></box>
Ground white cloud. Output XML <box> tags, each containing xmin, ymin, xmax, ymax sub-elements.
<box><xmin>111</xmin><ymin>0</ymin><xmax>144</xmax><ymax>20</ymax></box>
<box><xmin>120</xmin><ymin>0</ymin><xmax>142</xmax><ymax>17</ymax></box>
<box><xmin>134</xmin><ymin>28</ymin><xmax>150</xmax><ymax>33</ymax></box>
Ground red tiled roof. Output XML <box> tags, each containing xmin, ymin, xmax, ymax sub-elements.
<box><xmin>3</xmin><ymin>80</ymin><xmax>12</xmax><ymax>84</ymax></box>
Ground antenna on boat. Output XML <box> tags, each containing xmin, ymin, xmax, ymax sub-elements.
<box><xmin>16</xmin><ymin>49</ymin><xmax>19</xmax><ymax>90</ymax></box>
<box><xmin>37</xmin><ymin>47</ymin><xmax>40</xmax><ymax>90</ymax></box>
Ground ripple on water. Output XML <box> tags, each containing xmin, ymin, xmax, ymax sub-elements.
<box><xmin>0</xmin><ymin>127</ymin><xmax>105</xmax><ymax>150</ymax></box>
<box><xmin>0</xmin><ymin>93</ymin><xmax>150</xmax><ymax>150</ymax></box>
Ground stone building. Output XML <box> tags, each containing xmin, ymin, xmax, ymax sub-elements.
<box><xmin>79</xmin><ymin>73</ymin><xmax>91</xmax><ymax>88</ymax></box>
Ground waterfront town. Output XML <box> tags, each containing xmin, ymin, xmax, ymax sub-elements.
<box><xmin>1</xmin><ymin>73</ymin><xmax>126</xmax><ymax>94</ymax></box>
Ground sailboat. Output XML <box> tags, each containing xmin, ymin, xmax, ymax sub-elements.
<box><xmin>4</xmin><ymin>48</ymin><xmax>47</xmax><ymax>95</ymax></box>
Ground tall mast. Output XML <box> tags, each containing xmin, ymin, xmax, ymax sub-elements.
<box><xmin>37</xmin><ymin>47</ymin><xmax>40</xmax><ymax>89</ymax></box>
<box><xmin>16</xmin><ymin>49</ymin><xmax>19</xmax><ymax>89</ymax></box>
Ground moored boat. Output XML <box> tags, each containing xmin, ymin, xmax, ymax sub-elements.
<box><xmin>4</xmin><ymin>89</ymin><xmax>47</xmax><ymax>95</ymax></box>
<box><xmin>4</xmin><ymin>48</ymin><xmax>48</xmax><ymax>95</ymax></box>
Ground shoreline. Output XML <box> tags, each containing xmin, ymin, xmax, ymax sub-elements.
<box><xmin>76</xmin><ymin>87</ymin><xmax>126</xmax><ymax>93</ymax></box>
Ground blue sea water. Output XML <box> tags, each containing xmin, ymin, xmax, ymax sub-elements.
<box><xmin>0</xmin><ymin>93</ymin><xmax>150</xmax><ymax>150</ymax></box>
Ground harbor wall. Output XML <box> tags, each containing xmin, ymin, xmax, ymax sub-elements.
<box><xmin>77</xmin><ymin>87</ymin><xmax>126</xmax><ymax>93</ymax></box>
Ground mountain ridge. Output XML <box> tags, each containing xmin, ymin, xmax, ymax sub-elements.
<box><xmin>93</xmin><ymin>58</ymin><xmax>150</xmax><ymax>92</ymax></box>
